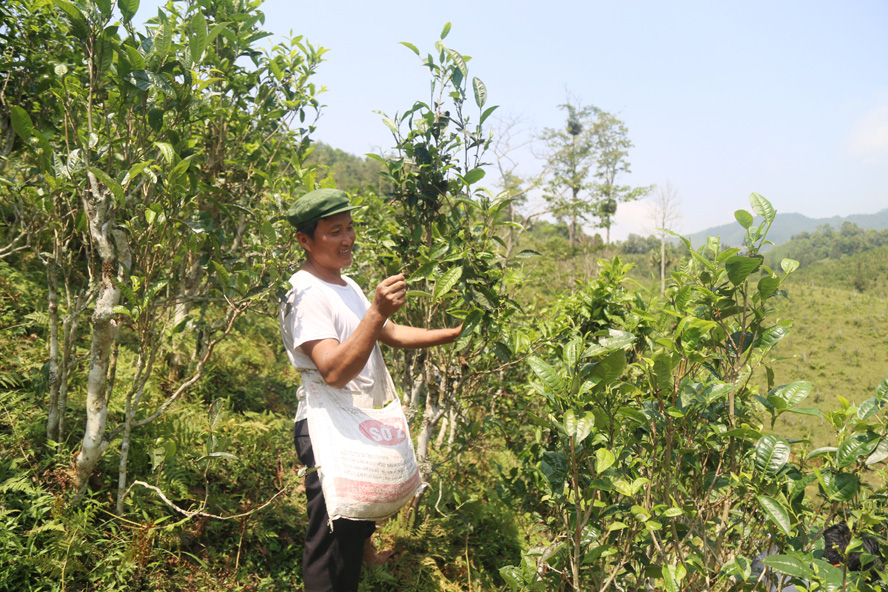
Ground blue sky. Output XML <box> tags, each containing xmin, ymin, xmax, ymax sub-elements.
<box><xmin>140</xmin><ymin>0</ymin><xmax>888</xmax><ymax>241</ymax></box>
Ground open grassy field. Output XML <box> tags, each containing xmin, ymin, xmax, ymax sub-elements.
<box><xmin>766</xmin><ymin>277</ymin><xmax>888</xmax><ymax>449</ymax></box>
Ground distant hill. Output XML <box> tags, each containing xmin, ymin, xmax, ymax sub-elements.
<box><xmin>682</xmin><ymin>209</ymin><xmax>888</xmax><ymax>249</ymax></box>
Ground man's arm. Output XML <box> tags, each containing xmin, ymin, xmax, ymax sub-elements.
<box><xmin>302</xmin><ymin>275</ymin><xmax>407</xmax><ymax>389</ymax></box>
<box><xmin>379</xmin><ymin>321</ymin><xmax>462</xmax><ymax>349</ymax></box>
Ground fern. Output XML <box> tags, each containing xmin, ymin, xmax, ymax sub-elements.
<box><xmin>23</xmin><ymin>310</ymin><xmax>50</xmax><ymax>327</ymax></box>
<box><xmin>0</xmin><ymin>475</ymin><xmax>40</xmax><ymax>496</ymax></box>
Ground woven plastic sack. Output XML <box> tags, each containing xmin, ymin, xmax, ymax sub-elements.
<box><xmin>302</xmin><ymin>353</ymin><xmax>423</xmax><ymax>523</ymax></box>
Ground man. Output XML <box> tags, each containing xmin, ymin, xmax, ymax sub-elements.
<box><xmin>823</xmin><ymin>522</ymin><xmax>881</xmax><ymax>574</ymax></box>
<box><xmin>752</xmin><ymin>522</ymin><xmax>882</xmax><ymax>591</ymax></box>
<box><xmin>279</xmin><ymin>188</ymin><xmax>461</xmax><ymax>592</ymax></box>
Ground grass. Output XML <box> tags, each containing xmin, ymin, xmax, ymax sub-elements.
<box><xmin>764</xmin><ymin>278</ymin><xmax>888</xmax><ymax>449</ymax></box>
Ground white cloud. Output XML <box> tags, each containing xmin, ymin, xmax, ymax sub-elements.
<box><xmin>846</xmin><ymin>104</ymin><xmax>888</xmax><ymax>162</ymax></box>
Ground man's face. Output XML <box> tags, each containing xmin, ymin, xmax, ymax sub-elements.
<box><xmin>299</xmin><ymin>211</ymin><xmax>356</xmax><ymax>271</ymax></box>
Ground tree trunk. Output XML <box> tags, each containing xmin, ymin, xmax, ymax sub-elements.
<box><xmin>568</xmin><ymin>214</ymin><xmax>577</xmax><ymax>249</ymax></box>
<box><xmin>168</xmin><ymin>253</ymin><xmax>202</xmax><ymax>381</ymax></box>
<box><xmin>74</xmin><ymin>273</ymin><xmax>120</xmax><ymax>491</ymax></box>
<box><xmin>74</xmin><ymin>178</ymin><xmax>130</xmax><ymax>492</ymax></box>
<box><xmin>447</xmin><ymin>405</ymin><xmax>458</xmax><ymax>446</ymax></box>
<box><xmin>57</xmin><ymin>309</ymin><xmax>80</xmax><ymax>443</ymax></box>
<box><xmin>404</xmin><ymin>370</ymin><xmax>425</xmax><ymax>424</ymax></box>
<box><xmin>115</xmin><ymin>344</ymin><xmax>159</xmax><ymax>514</ymax></box>
<box><xmin>434</xmin><ymin>402</ymin><xmax>452</xmax><ymax>448</ymax></box>
<box><xmin>46</xmin><ymin>260</ymin><xmax>60</xmax><ymax>442</ymax></box>
<box><xmin>415</xmin><ymin>360</ymin><xmax>446</xmax><ymax>472</ymax></box>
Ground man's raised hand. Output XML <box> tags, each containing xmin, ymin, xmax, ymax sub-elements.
<box><xmin>373</xmin><ymin>274</ymin><xmax>407</xmax><ymax>318</ymax></box>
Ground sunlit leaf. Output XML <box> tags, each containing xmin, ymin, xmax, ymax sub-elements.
<box><xmin>382</xmin><ymin>117</ymin><xmax>398</xmax><ymax>134</ymax></box>
<box><xmin>462</xmin><ymin>167</ymin><xmax>485</xmax><ymax>185</ymax></box>
<box><xmin>782</xmin><ymin>407</ymin><xmax>821</xmax><ymax>418</ymax></box>
<box><xmin>768</xmin><ymin>381</ymin><xmax>811</xmax><ymax>409</ymax></box>
<box><xmin>190</xmin><ymin>12</ymin><xmax>208</xmax><ymax>63</ymax></box>
<box><xmin>865</xmin><ymin>437</ymin><xmax>888</xmax><ymax>466</ymax></box>
<box><xmin>563</xmin><ymin>409</ymin><xmax>577</xmax><ymax>438</ymax></box>
<box><xmin>760</xmin><ymin>555</ymin><xmax>813</xmax><ymax>580</ymax></box>
<box><xmin>805</xmin><ymin>446</ymin><xmax>837</xmax><ymax>461</ymax></box>
<box><xmin>719</xmin><ymin>556</ymin><xmax>752</xmax><ymax>579</ymax></box>
<box><xmin>836</xmin><ymin>431</ymin><xmax>881</xmax><ymax>468</ymax></box>
<box><xmin>119</xmin><ymin>0</ymin><xmax>140</xmax><ymax>22</ymax></box>
<box><xmin>755</xmin><ymin>325</ymin><xmax>788</xmax><ymax>349</ymax></box>
<box><xmin>491</xmin><ymin>341</ymin><xmax>512</xmax><ymax>363</ymax></box>
<box><xmin>878</xmin><ymin>375</ymin><xmax>888</xmax><ymax>399</ymax></box>
<box><xmin>595</xmin><ymin>448</ymin><xmax>615</xmax><ymax>473</ymax></box>
<box><xmin>734</xmin><ymin>209</ymin><xmax>754</xmax><ymax>229</ymax></box>
<box><xmin>754</xmin><ymin>434</ymin><xmax>790</xmax><ymax>475</ymax></box>
<box><xmin>472</xmin><ymin>76</ymin><xmax>487</xmax><ymax>108</ymax></box>
<box><xmin>781</xmin><ymin>258</ymin><xmax>799</xmax><ymax>274</ymax></box>
<box><xmin>527</xmin><ymin>357</ymin><xmax>564</xmax><ymax>394</ymax></box>
<box><xmin>725</xmin><ymin>255</ymin><xmax>762</xmax><ymax>285</ymax></box>
<box><xmin>857</xmin><ymin>396</ymin><xmax>884</xmax><ymax>420</ymax></box>
<box><xmin>750</xmin><ymin>192</ymin><xmax>775</xmax><ymax>224</ymax></box>
<box><xmin>95</xmin><ymin>0</ymin><xmax>111</xmax><ymax>18</ymax></box>
<box><xmin>150</xmin><ymin>21</ymin><xmax>172</xmax><ymax>62</ymax></box>
<box><xmin>433</xmin><ymin>266</ymin><xmax>462</xmax><ymax>299</ymax></box>
<box><xmin>53</xmin><ymin>0</ymin><xmax>89</xmax><ymax>39</ymax></box>
<box><xmin>583</xmin><ymin>329</ymin><xmax>635</xmax><ymax>358</ymax></box>
<box><xmin>574</xmin><ymin>412</ymin><xmax>595</xmax><ymax>444</ymax></box>
<box><xmin>154</xmin><ymin>142</ymin><xmax>175</xmax><ymax>164</ymax></box>
<box><xmin>514</xmin><ymin>249</ymin><xmax>539</xmax><ymax>259</ymax></box>
<box><xmin>662</xmin><ymin>563</ymin><xmax>686</xmax><ymax>592</ymax></box>
<box><xmin>445</xmin><ymin>48</ymin><xmax>468</xmax><ymax>77</ymax></box>
<box><xmin>758</xmin><ymin>275</ymin><xmax>781</xmax><ymax>298</ymax></box>
<box><xmin>480</xmin><ymin>105</ymin><xmax>499</xmax><ymax>124</ymax></box>
<box><xmin>400</xmin><ymin>41</ymin><xmax>420</xmax><ymax>56</ymax></box>
<box><xmin>10</xmin><ymin>106</ymin><xmax>36</xmax><ymax>141</ymax></box>
<box><xmin>756</xmin><ymin>495</ymin><xmax>791</xmax><ymax>536</ymax></box>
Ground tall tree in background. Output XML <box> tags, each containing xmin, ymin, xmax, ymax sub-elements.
<box><xmin>648</xmin><ymin>180</ymin><xmax>682</xmax><ymax>293</ymax></box>
<box><xmin>540</xmin><ymin>99</ymin><xmax>649</xmax><ymax>247</ymax></box>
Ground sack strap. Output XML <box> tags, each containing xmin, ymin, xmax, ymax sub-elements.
<box><xmin>300</xmin><ymin>345</ymin><xmax>399</xmax><ymax>409</ymax></box>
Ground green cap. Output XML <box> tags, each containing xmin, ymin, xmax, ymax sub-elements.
<box><xmin>286</xmin><ymin>188</ymin><xmax>358</xmax><ymax>230</ymax></box>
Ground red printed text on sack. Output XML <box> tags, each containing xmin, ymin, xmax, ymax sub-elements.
<box><xmin>359</xmin><ymin>418</ymin><xmax>407</xmax><ymax>445</ymax></box>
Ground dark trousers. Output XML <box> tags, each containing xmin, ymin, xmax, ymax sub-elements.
<box><xmin>293</xmin><ymin>419</ymin><xmax>375</xmax><ymax>592</ymax></box>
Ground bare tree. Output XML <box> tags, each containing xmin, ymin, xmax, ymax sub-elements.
<box><xmin>489</xmin><ymin>113</ymin><xmax>549</xmax><ymax>255</ymax></box>
<box><xmin>648</xmin><ymin>180</ymin><xmax>682</xmax><ymax>293</ymax></box>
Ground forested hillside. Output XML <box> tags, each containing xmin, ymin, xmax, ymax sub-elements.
<box><xmin>2</xmin><ymin>1</ymin><xmax>888</xmax><ymax>591</ymax></box>
<box><xmin>686</xmin><ymin>209</ymin><xmax>888</xmax><ymax>249</ymax></box>
<box><xmin>764</xmin><ymin>223</ymin><xmax>888</xmax><ymax>289</ymax></box>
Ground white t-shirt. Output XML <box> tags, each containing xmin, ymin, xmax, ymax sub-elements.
<box><xmin>279</xmin><ymin>270</ymin><xmax>386</xmax><ymax>421</ymax></box>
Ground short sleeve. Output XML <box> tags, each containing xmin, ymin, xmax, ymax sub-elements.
<box><xmin>279</xmin><ymin>276</ymin><xmax>339</xmax><ymax>372</ymax></box>
<box><xmin>288</xmin><ymin>281</ymin><xmax>340</xmax><ymax>348</ymax></box>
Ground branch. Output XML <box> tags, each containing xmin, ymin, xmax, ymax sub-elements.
<box><xmin>132</xmin><ymin>300</ymin><xmax>249</xmax><ymax>428</ymax></box>
<box><xmin>0</xmin><ymin>229</ymin><xmax>28</xmax><ymax>259</ymax></box>
<box><xmin>127</xmin><ymin>480</ymin><xmax>291</xmax><ymax>520</ymax></box>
